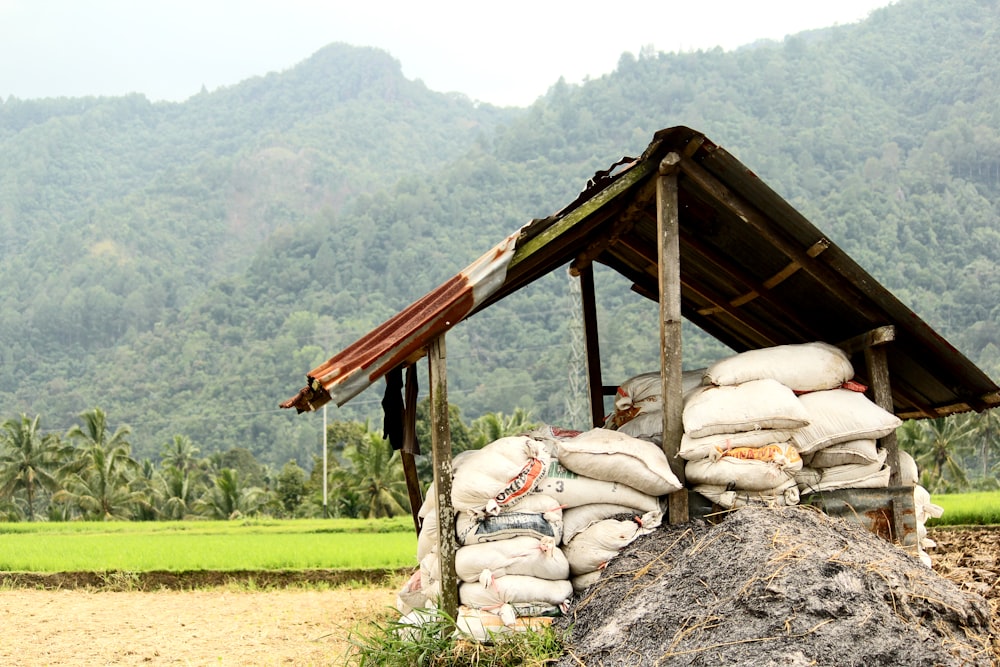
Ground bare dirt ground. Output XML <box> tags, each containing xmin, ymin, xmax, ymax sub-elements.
<box><xmin>0</xmin><ymin>586</ymin><xmax>399</xmax><ymax>666</ymax></box>
<box><xmin>0</xmin><ymin>524</ymin><xmax>995</xmax><ymax>667</ymax></box>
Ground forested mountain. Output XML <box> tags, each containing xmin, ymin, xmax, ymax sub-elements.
<box><xmin>1</xmin><ymin>0</ymin><xmax>998</xmax><ymax>470</ymax></box>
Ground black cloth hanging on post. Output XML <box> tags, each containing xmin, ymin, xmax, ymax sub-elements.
<box><xmin>382</xmin><ymin>365</ymin><xmax>405</xmax><ymax>451</ymax></box>
<box><xmin>403</xmin><ymin>363</ymin><xmax>420</xmax><ymax>456</ymax></box>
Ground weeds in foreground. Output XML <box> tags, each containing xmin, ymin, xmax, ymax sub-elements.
<box><xmin>346</xmin><ymin>608</ymin><xmax>565</xmax><ymax>666</ymax></box>
<box><xmin>95</xmin><ymin>570</ymin><xmax>141</xmax><ymax>592</ymax></box>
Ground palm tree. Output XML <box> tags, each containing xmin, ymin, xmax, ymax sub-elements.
<box><xmin>193</xmin><ymin>468</ymin><xmax>268</xmax><ymax>520</ymax></box>
<box><xmin>469</xmin><ymin>408</ymin><xmax>538</xmax><ymax>449</ymax></box>
<box><xmin>66</xmin><ymin>407</ymin><xmax>132</xmax><ymax>457</ymax></box>
<box><xmin>159</xmin><ymin>464</ymin><xmax>204</xmax><ymax>520</ymax></box>
<box><xmin>54</xmin><ymin>407</ymin><xmax>147</xmax><ymax>520</ymax></box>
<box><xmin>0</xmin><ymin>414</ymin><xmax>67</xmax><ymax>521</ymax></box>
<box><xmin>971</xmin><ymin>408</ymin><xmax>1000</xmax><ymax>487</ymax></box>
<box><xmin>343</xmin><ymin>430</ymin><xmax>408</xmax><ymax>519</ymax></box>
<box><xmin>160</xmin><ymin>435</ymin><xmax>201</xmax><ymax>474</ymax></box>
<box><xmin>905</xmin><ymin>415</ymin><xmax>977</xmax><ymax>493</ymax></box>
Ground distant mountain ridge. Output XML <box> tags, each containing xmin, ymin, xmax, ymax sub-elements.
<box><xmin>1</xmin><ymin>0</ymin><xmax>997</xmax><ymax>467</ymax></box>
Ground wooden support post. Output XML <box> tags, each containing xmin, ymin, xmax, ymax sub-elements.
<box><xmin>657</xmin><ymin>153</ymin><xmax>688</xmax><ymax>525</ymax></box>
<box><xmin>402</xmin><ymin>364</ymin><xmax>423</xmax><ymax>535</ymax></box>
<box><xmin>579</xmin><ymin>263</ymin><xmax>605</xmax><ymax>428</ymax></box>
<box><xmin>859</xmin><ymin>326</ymin><xmax>909</xmax><ymax>545</ymax></box>
<box><xmin>428</xmin><ymin>336</ymin><xmax>458</xmax><ymax>621</ymax></box>
<box><xmin>866</xmin><ymin>349</ymin><xmax>902</xmax><ymax>488</ymax></box>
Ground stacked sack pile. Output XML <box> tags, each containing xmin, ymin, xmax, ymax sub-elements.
<box><xmin>689</xmin><ymin>342</ymin><xmax>904</xmax><ymax>507</ymax></box>
<box><xmin>607</xmin><ymin>342</ymin><xmax>907</xmax><ymax>510</ymax></box>
<box><xmin>397</xmin><ymin>427</ymin><xmax>682</xmax><ymax>639</ymax></box>
<box><xmin>895</xmin><ymin>447</ymin><xmax>944</xmax><ymax>567</ymax></box>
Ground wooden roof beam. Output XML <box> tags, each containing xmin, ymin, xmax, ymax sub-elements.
<box><xmin>675</xmin><ymin>157</ymin><xmax>888</xmax><ymax>324</ymax></box>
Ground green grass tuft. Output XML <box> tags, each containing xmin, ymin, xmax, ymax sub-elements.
<box><xmin>346</xmin><ymin>607</ymin><xmax>565</xmax><ymax>667</ymax></box>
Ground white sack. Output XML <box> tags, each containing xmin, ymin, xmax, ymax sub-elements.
<box><xmin>456</xmin><ymin>494</ymin><xmax>563</xmax><ymax>545</ymax></box>
<box><xmin>536</xmin><ymin>461</ymin><xmax>660</xmax><ymax>511</ymax></box>
<box><xmin>679</xmin><ymin>429</ymin><xmax>794</xmax><ymax>462</ymax></box>
<box><xmin>606</xmin><ymin>370</ymin><xmax>705</xmax><ymax>432</ymax></box>
<box><xmin>571</xmin><ymin>570</ymin><xmax>603</xmax><ymax>593</ymax></box>
<box><xmin>914</xmin><ymin>484</ymin><xmax>944</xmax><ymax>524</ymax></box>
<box><xmin>396</xmin><ymin>561</ymin><xmax>443</xmax><ymax>615</ymax></box>
<box><xmin>684</xmin><ymin>442</ymin><xmax>803</xmax><ymax>491</ymax></box>
<box><xmin>562</xmin><ymin>511</ymin><xmax>661</xmax><ymax>576</ymax></box>
<box><xmin>451</xmin><ymin>436</ymin><xmax>550</xmax><ymax>515</ymax></box>
<box><xmin>812</xmin><ymin>452</ymin><xmax>891</xmax><ymax>492</ymax></box>
<box><xmin>616</xmin><ymin>412</ymin><xmax>665</xmax><ymax>440</ymax></box>
<box><xmin>791</xmin><ymin>388</ymin><xmax>902</xmax><ymax>455</ymax></box>
<box><xmin>682</xmin><ymin>379</ymin><xmax>810</xmax><ymax>439</ymax></box>
<box><xmin>703</xmin><ymin>342</ymin><xmax>854</xmax><ymax>392</ymax></box>
<box><xmin>806</xmin><ymin>438</ymin><xmax>880</xmax><ymax>468</ymax></box>
<box><xmin>525</xmin><ymin>424</ymin><xmax>582</xmax><ymax>442</ymax></box>
<box><xmin>417</xmin><ymin>509</ymin><xmax>439</xmax><ymax>561</ymax></box>
<box><xmin>455</xmin><ymin>536</ymin><xmax>569</xmax><ymax>583</ymax></box>
<box><xmin>555</xmin><ymin>428</ymin><xmax>682</xmax><ymax>496</ymax></box>
<box><xmin>418</xmin><ymin>483</ymin><xmax>437</xmax><ymax>518</ymax></box>
<box><xmin>459</xmin><ymin>574</ymin><xmax>573</xmax><ymax>610</ymax></box>
<box><xmin>456</xmin><ymin>606</ymin><xmax>556</xmax><ymax>642</ymax></box>
<box><xmin>898</xmin><ymin>449</ymin><xmax>920</xmax><ymax>486</ymax></box>
<box><xmin>693</xmin><ymin>478</ymin><xmax>800</xmax><ymax>509</ymax></box>
<box><xmin>816</xmin><ymin>448</ymin><xmax>887</xmax><ymax>482</ymax></box>
<box><xmin>562</xmin><ymin>504</ymin><xmax>649</xmax><ymax>545</ymax></box>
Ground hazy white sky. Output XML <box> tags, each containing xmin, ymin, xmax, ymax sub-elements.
<box><xmin>1</xmin><ymin>0</ymin><xmax>895</xmax><ymax>107</ymax></box>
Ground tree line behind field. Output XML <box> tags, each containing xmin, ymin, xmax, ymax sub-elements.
<box><xmin>0</xmin><ymin>404</ymin><xmax>535</xmax><ymax>522</ymax></box>
<box><xmin>1</xmin><ymin>402</ymin><xmax>996</xmax><ymax>523</ymax></box>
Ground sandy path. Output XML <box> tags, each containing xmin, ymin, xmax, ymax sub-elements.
<box><xmin>0</xmin><ymin>587</ymin><xmax>397</xmax><ymax>666</ymax></box>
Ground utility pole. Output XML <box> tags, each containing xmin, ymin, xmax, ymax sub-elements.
<box><xmin>322</xmin><ymin>404</ymin><xmax>329</xmax><ymax>518</ymax></box>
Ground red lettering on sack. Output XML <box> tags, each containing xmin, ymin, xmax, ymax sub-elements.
<box><xmin>494</xmin><ymin>458</ymin><xmax>545</xmax><ymax>506</ymax></box>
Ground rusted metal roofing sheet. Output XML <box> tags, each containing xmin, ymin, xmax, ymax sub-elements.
<box><xmin>282</xmin><ymin>126</ymin><xmax>1000</xmax><ymax>418</ymax></box>
<box><xmin>281</xmin><ymin>231</ymin><xmax>518</xmax><ymax>411</ymax></box>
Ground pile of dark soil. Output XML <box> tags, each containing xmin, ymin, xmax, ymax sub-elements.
<box><xmin>555</xmin><ymin>505</ymin><xmax>997</xmax><ymax>666</ymax></box>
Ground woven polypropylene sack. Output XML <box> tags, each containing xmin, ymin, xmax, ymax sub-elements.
<box><xmin>704</xmin><ymin>342</ymin><xmax>853</xmax><ymax>392</ymax></box>
<box><xmin>555</xmin><ymin>428</ymin><xmax>682</xmax><ymax>496</ymax></box>
<box><xmin>683</xmin><ymin>379</ymin><xmax>810</xmax><ymax>439</ymax></box>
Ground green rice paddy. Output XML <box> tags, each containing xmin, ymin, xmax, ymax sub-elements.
<box><xmin>0</xmin><ymin>517</ymin><xmax>418</xmax><ymax>572</ymax></box>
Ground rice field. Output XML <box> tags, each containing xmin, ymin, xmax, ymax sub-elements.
<box><xmin>928</xmin><ymin>489</ymin><xmax>1000</xmax><ymax>526</ymax></box>
<box><xmin>0</xmin><ymin>517</ymin><xmax>418</xmax><ymax>572</ymax></box>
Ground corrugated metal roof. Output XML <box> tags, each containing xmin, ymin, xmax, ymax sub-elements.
<box><xmin>281</xmin><ymin>231</ymin><xmax>518</xmax><ymax>411</ymax></box>
<box><xmin>282</xmin><ymin>126</ymin><xmax>1000</xmax><ymax>418</ymax></box>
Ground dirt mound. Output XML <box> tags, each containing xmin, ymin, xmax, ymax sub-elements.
<box><xmin>555</xmin><ymin>506</ymin><xmax>997</xmax><ymax>666</ymax></box>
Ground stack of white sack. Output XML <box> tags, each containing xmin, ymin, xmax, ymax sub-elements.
<box><xmin>529</xmin><ymin>427</ymin><xmax>677</xmax><ymax>593</ymax></box>
<box><xmin>451</xmin><ymin>435</ymin><xmax>574</xmax><ymax>625</ymax></box>
<box><xmin>402</xmin><ymin>436</ymin><xmax>556</xmax><ymax>618</ymax></box>
<box><xmin>604</xmin><ymin>370</ymin><xmax>705</xmax><ymax>440</ymax></box>
<box><xmin>791</xmin><ymin>387</ymin><xmax>902</xmax><ymax>494</ymax></box>
<box><xmin>682</xmin><ymin>379</ymin><xmax>809</xmax><ymax>508</ymax></box>
<box><xmin>399</xmin><ymin>427</ymin><xmax>682</xmax><ymax>635</ymax></box>
<box><xmin>454</xmin><ymin>492</ymin><xmax>573</xmax><ymax>622</ymax></box>
<box><xmin>892</xmin><ymin>449</ymin><xmax>943</xmax><ymax>568</ymax></box>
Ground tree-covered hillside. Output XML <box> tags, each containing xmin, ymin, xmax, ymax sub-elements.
<box><xmin>1</xmin><ymin>0</ymin><xmax>998</xmax><ymax>469</ymax></box>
